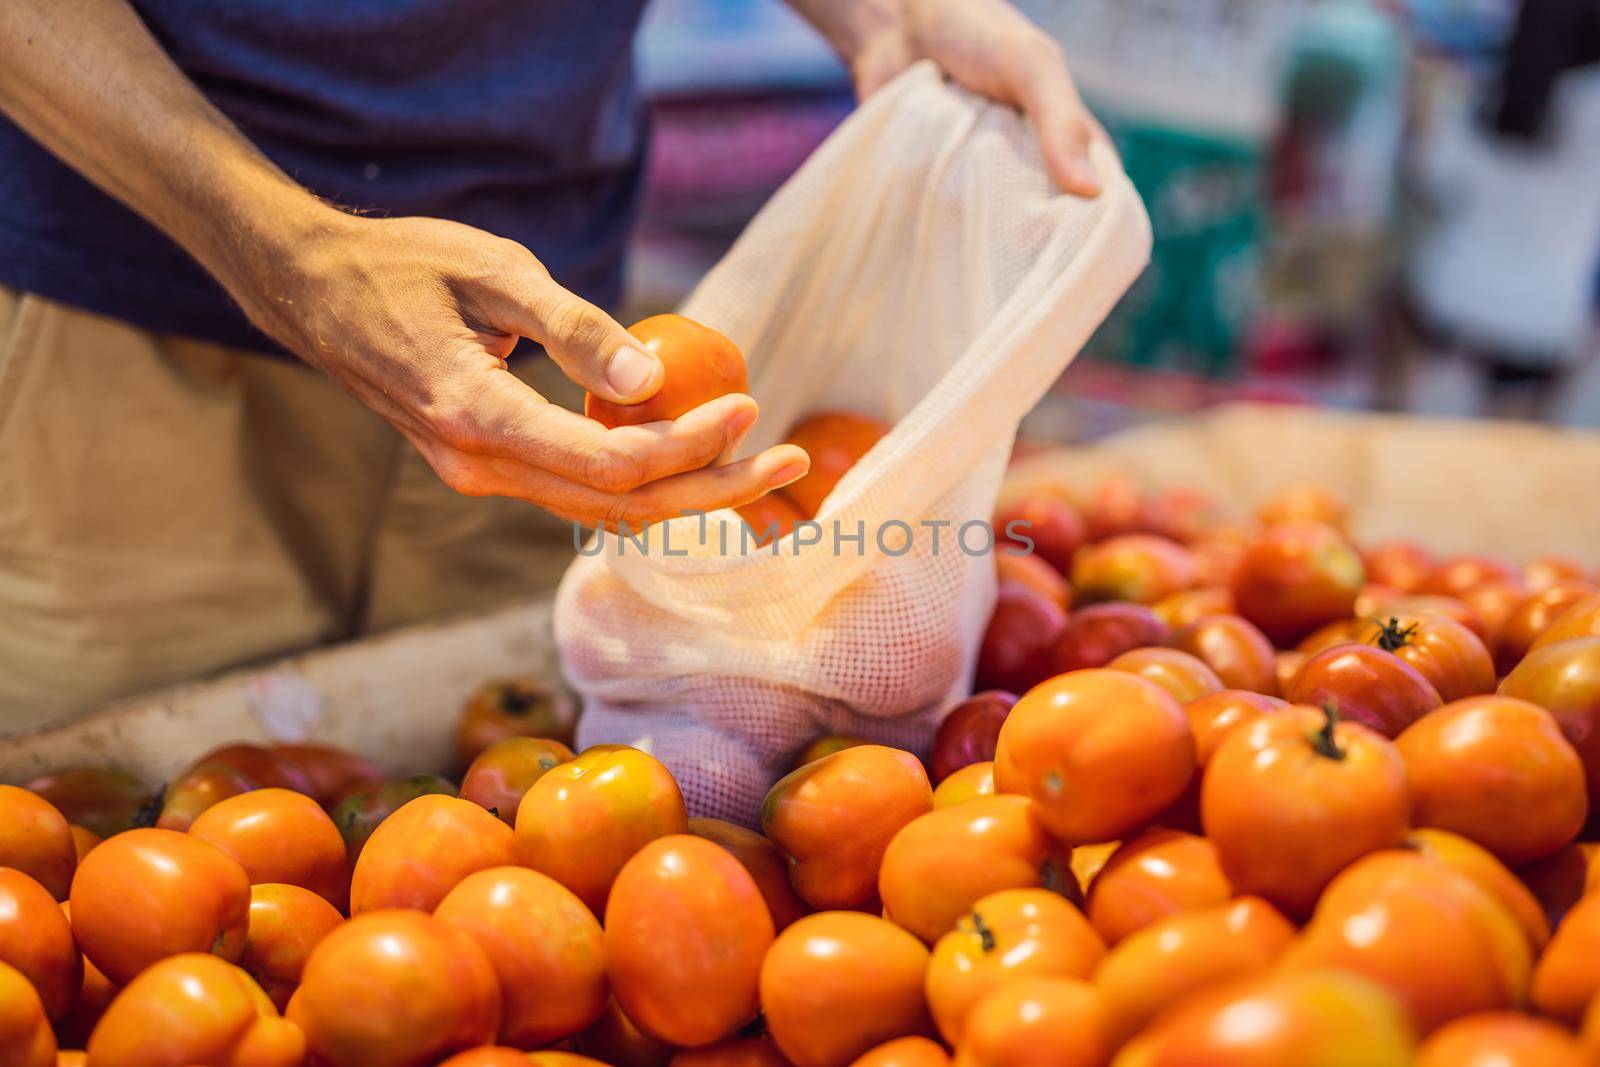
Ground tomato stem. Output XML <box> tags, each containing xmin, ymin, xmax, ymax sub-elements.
<box><xmin>1309</xmin><ymin>705</ymin><xmax>1346</xmax><ymax>761</ymax></box>
<box><xmin>1371</xmin><ymin>617</ymin><xmax>1417</xmax><ymax>653</ymax></box>
<box><xmin>972</xmin><ymin>910</ymin><xmax>997</xmax><ymax>952</ymax></box>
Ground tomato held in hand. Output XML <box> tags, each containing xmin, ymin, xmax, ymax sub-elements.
<box><xmin>351</xmin><ymin>794</ymin><xmax>516</xmax><ymax>914</ymax></box>
<box><xmin>70</xmin><ymin>827</ymin><xmax>250</xmax><ymax>984</ymax></box>
<box><xmin>237</xmin><ymin>882</ymin><xmax>344</xmax><ymax>1011</ymax></box>
<box><xmin>0</xmin><ymin>959</ymin><xmax>56</xmax><ymax>1067</ymax></box>
<box><xmin>584</xmin><ymin>314</ymin><xmax>747</xmax><ymax>429</ymax></box>
<box><xmin>779</xmin><ymin>411</ymin><xmax>890</xmax><ymax>518</ymax></box>
<box><xmin>1201</xmin><ymin>705</ymin><xmax>1408</xmax><ymax>918</ymax></box>
<box><xmin>22</xmin><ymin>767</ymin><xmax>150</xmax><ymax>840</ymax></box>
<box><xmin>1047</xmin><ymin>603</ymin><xmax>1169</xmax><ymax>674</ymax></box>
<box><xmin>517</xmin><ymin>745</ymin><xmax>688</xmax><ymax>915</ymax></box>
<box><xmin>189</xmin><ymin>787</ymin><xmax>350</xmax><ymax>909</ymax></box>
<box><xmin>1285</xmin><ymin>643</ymin><xmax>1442</xmax><ymax>738</ymax></box>
<box><xmin>456</xmin><ymin>677</ymin><xmax>579</xmax><ymax>766</ymax></box>
<box><xmin>1499</xmin><ymin>637</ymin><xmax>1600</xmax><ymax>814</ymax></box>
<box><xmin>1417</xmin><ymin>1013</ymin><xmax>1587</xmax><ymax>1067</ymax></box>
<box><xmin>436</xmin><ymin>866</ymin><xmax>607</xmax><ymax>1047</ymax></box>
<box><xmin>1069</xmin><ymin>535</ymin><xmax>1197</xmax><ymax>605</ymax></box>
<box><xmin>1084</xmin><ymin>829</ymin><xmax>1230</xmax><ymax>946</ymax></box>
<box><xmin>993</xmin><ymin>490</ymin><xmax>1086</xmax><ymax>576</ymax></box>
<box><xmin>763</xmin><ymin>745</ymin><xmax>931</xmax><ymax>911</ymax></box>
<box><xmin>0</xmin><ymin>868</ymin><xmax>80</xmax><ymax>1021</ymax></box>
<box><xmin>1396</xmin><ymin>697</ymin><xmax>1586</xmax><ymax>865</ymax></box>
<box><xmin>295</xmin><ymin>909</ymin><xmax>501</xmax><ymax>1067</ymax></box>
<box><xmin>0</xmin><ymin>786</ymin><xmax>76</xmax><ymax>901</ymax></box>
<box><xmin>1355</xmin><ymin>613</ymin><xmax>1496</xmax><ymax>703</ymax></box>
<box><xmin>460</xmin><ymin>737</ymin><xmax>575</xmax><ymax>826</ymax></box>
<box><xmin>1104</xmin><ymin>647</ymin><xmax>1223</xmax><ymax>704</ymax></box>
<box><xmin>687</xmin><ymin>817</ymin><xmax>808</xmax><ymax>931</ymax></box>
<box><xmin>760</xmin><ymin>912</ymin><xmax>932</xmax><ymax>1067</ymax></box>
<box><xmin>152</xmin><ymin>762</ymin><xmax>258</xmax><ymax>832</ymax></box>
<box><xmin>879</xmin><ymin>795</ymin><xmax>1070</xmax><ymax>944</ymax></box>
<box><xmin>994</xmin><ymin>670</ymin><xmax>1194</xmax><ymax>845</ymax></box>
<box><xmin>928</xmin><ymin>691</ymin><xmax>1016</xmax><ymax>784</ymax></box>
<box><xmin>266</xmin><ymin>743</ymin><xmax>382</xmax><ymax>808</ymax></box>
<box><xmin>1231</xmin><ymin>522</ymin><xmax>1364</xmax><ymax>646</ymax></box>
<box><xmin>973</xmin><ymin>583</ymin><xmax>1065</xmax><ymax>695</ymax></box>
<box><xmin>1166</xmin><ymin>613</ymin><xmax>1277</xmax><ymax>695</ymax></box>
<box><xmin>1092</xmin><ymin>896</ymin><xmax>1294</xmax><ymax>1047</ymax></box>
<box><xmin>86</xmin><ymin>953</ymin><xmax>304</xmax><ymax>1067</ymax></box>
<box><xmin>925</xmin><ymin>888</ymin><xmax>1105</xmax><ymax>1046</ymax></box>
<box><xmin>954</xmin><ymin>976</ymin><xmax>1110</xmax><ymax>1067</ymax></box>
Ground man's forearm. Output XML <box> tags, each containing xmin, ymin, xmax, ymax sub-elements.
<box><xmin>0</xmin><ymin>0</ymin><xmax>339</xmax><ymax>302</ymax></box>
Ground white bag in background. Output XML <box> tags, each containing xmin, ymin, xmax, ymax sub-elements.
<box><xmin>555</xmin><ymin>62</ymin><xmax>1152</xmax><ymax>823</ymax></box>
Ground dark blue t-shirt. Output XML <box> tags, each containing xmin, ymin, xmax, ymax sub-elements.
<box><xmin>0</xmin><ymin>0</ymin><xmax>649</xmax><ymax>353</ymax></box>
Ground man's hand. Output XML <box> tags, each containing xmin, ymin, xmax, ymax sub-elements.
<box><xmin>789</xmin><ymin>0</ymin><xmax>1108</xmax><ymax>197</ymax></box>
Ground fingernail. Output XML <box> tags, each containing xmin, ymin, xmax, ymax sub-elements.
<box><xmin>727</xmin><ymin>407</ymin><xmax>757</xmax><ymax>438</ymax></box>
<box><xmin>768</xmin><ymin>462</ymin><xmax>808</xmax><ymax>490</ymax></box>
<box><xmin>1070</xmin><ymin>158</ymin><xmax>1101</xmax><ymax>197</ymax></box>
<box><xmin>606</xmin><ymin>345</ymin><xmax>658</xmax><ymax>398</ymax></box>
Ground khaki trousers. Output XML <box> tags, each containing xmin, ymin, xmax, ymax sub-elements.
<box><xmin>0</xmin><ymin>287</ymin><xmax>579</xmax><ymax>734</ymax></box>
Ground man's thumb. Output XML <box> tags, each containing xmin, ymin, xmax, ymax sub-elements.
<box><xmin>497</xmin><ymin>267</ymin><xmax>662</xmax><ymax>404</ymax></box>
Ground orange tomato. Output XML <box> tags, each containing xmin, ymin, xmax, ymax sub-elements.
<box><xmin>0</xmin><ymin>785</ymin><xmax>76</xmax><ymax>901</ymax></box>
<box><xmin>456</xmin><ymin>677</ymin><xmax>579</xmax><ymax>766</ymax></box>
<box><xmin>55</xmin><ymin>902</ymin><xmax>117</xmax><ymax>1050</ymax></box>
<box><xmin>153</xmin><ymin>762</ymin><xmax>258</xmax><ymax>832</ymax></box>
<box><xmin>84</xmin><ymin>953</ymin><xmax>303</xmax><ymax>1067</ymax></box>
<box><xmin>1499</xmin><ymin>637</ymin><xmax>1600</xmax><ymax>815</ymax></box>
<box><xmin>576</xmin><ymin>999</ymin><xmax>676</xmax><ymax>1067</ymax></box>
<box><xmin>1070</xmin><ymin>535</ymin><xmax>1197</xmax><ymax>606</ymax></box>
<box><xmin>848</xmin><ymin>1037</ymin><xmax>949</xmax><ymax>1067</ymax></box>
<box><xmin>351</xmin><ymin>794</ymin><xmax>516</xmax><ymax>914</ymax></box>
<box><xmin>1497</xmin><ymin>583</ymin><xmax>1596</xmax><ymax>674</ymax></box>
<box><xmin>925</xmin><ymin>888</ymin><xmax>1105</xmax><ymax>1046</ymax></box>
<box><xmin>1093</xmin><ymin>896</ymin><xmax>1294</xmax><ymax>1046</ymax></box>
<box><xmin>436</xmin><ymin>866</ymin><xmax>607</xmax><ymax>1047</ymax></box>
<box><xmin>952</xmin><ymin>976</ymin><xmax>1109</xmax><ymax>1067</ymax></box>
<box><xmin>605</xmin><ymin>835</ymin><xmax>772</xmax><ymax>1046</ymax></box>
<box><xmin>57</xmin><ymin>1052</ymin><xmax>88</xmax><ymax>1067</ymax></box>
<box><xmin>1363</xmin><ymin>540</ymin><xmax>1437</xmax><ymax>593</ymax></box>
<box><xmin>436</xmin><ymin>1050</ymin><xmax>542</xmax><ymax>1067</ymax></box>
<box><xmin>1462</xmin><ymin>579</ymin><xmax>1531</xmax><ymax>643</ymax></box>
<box><xmin>736</xmin><ymin>493</ymin><xmax>806</xmax><ymax>548</ymax></box>
<box><xmin>1281</xmin><ymin>851</ymin><xmax>1531</xmax><ymax>1033</ymax></box>
<box><xmin>668</xmin><ymin>1037</ymin><xmax>792</xmax><ymax>1067</ymax></box>
<box><xmin>1084</xmin><ymin>829</ymin><xmax>1230</xmax><ymax>946</ymax></box>
<box><xmin>1396</xmin><ymin>697</ymin><xmax>1585</xmax><ymax>865</ymax></box>
<box><xmin>460</xmin><ymin>737</ymin><xmax>575</xmax><ymax>826</ymax></box>
<box><xmin>779</xmin><ymin>411</ymin><xmax>889</xmax><ymax>518</ymax></box>
<box><xmin>1356</xmin><ymin>613</ymin><xmax>1496</xmax><ymax>702</ymax></box>
<box><xmin>189</xmin><ymin>787</ymin><xmax>349</xmax><ymax>909</ymax></box>
<box><xmin>879</xmin><ymin>795</ymin><xmax>1070</xmax><ymax>944</ymax></box>
<box><xmin>69</xmin><ymin>828</ymin><xmax>250</xmax><ymax>984</ymax></box>
<box><xmin>995</xmin><ymin>552</ymin><xmax>1071</xmax><ymax>612</ymax></box>
<box><xmin>68</xmin><ymin>826</ymin><xmax>100</xmax><ymax>865</ymax></box>
<box><xmin>1150</xmin><ymin>587</ymin><xmax>1234</xmax><ymax>631</ymax></box>
<box><xmin>1257</xmin><ymin>483</ymin><xmax>1347</xmax><ymax>532</ymax></box>
<box><xmin>1421</xmin><ymin>555</ymin><xmax>1518</xmax><ymax>600</ymax></box>
<box><xmin>1533</xmin><ymin>591</ymin><xmax>1600</xmax><ymax>650</ymax></box>
<box><xmin>763</xmin><ymin>745</ymin><xmax>932</xmax><ymax>911</ymax></box>
<box><xmin>1166</xmin><ymin>614</ymin><xmax>1277</xmax><ymax>695</ymax></box>
<box><xmin>760</xmin><ymin>912</ymin><xmax>932</xmax><ymax>1067</ymax></box>
<box><xmin>1405</xmin><ymin>829</ymin><xmax>1550</xmax><ymax>952</ymax></box>
<box><xmin>0</xmin><ymin>868</ymin><xmax>81</xmax><ymax>1021</ymax></box>
<box><xmin>0</xmin><ymin>959</ymin><xmax>56</xmax><ymax>1067</ymax></box>
<box><xmin>1112</xmin><ymin>969</ymin><xmax>1415</xmax><ymax>1066</ymax></box>
<box><xmin>931</xmin><ymin>762</ymin><xmax>994</xmax><ymax>809</ymax></box>
<box><xmin>526</xmin><ymin>1056</ymin><xmax>611</xmax><ymax>1067</ymax></box>
<box><xmin>1417</xmin><ymin>1011</ymin><xmax>1586</xmax><ymax>1067</ymax></box>
<box><xmin>1527</xmin><ymin>555</ymin><xmax>1592</xmax><ymax>591</ymax></box>
<box><xmin>994</xmin><ymin>670</ymin><xmax>1193</xmax><ymax>845</ymax></box>
<box><xmin>687</xmin><ymin>817</ymin><xmax>808</xmax><ymax>931</ymax></box>
<box><xmin>295</xmin><ymin>909</ymin><xmax>501</xmax><ymax>1067</ymax></box>
<box><xmin>1162</xmin><ymin>689</ymin><xmax>1288</xmax><ymax>832</ymax></box>
<box><xmin>21</xmin><ymin>767</ymin><xmax>150</xmax><ymax>840</ymax></box>
<box><xmin>1531</xmin><ymin>892</ymin><xmax>1600</xmax><ymax>1024</ymax></box>
<box><xmin>1104</xmin><ymin>647</ymin><xmax>1223</xmax><ymax>704</ymax></box>
<box><xmin>190</xmin><ymin>743</ymin><xmax>315</xmax><ymax>795</ymax></box>
<box><xmin>516</xmin><ymin>745</ymin><xmax>687</xmax><ymax>915</ymax></box>
<box><xmin>584</xmin><ymin>314</ymin><xmax>748</xmax><ymax>429</ymax></box>
<box><xmin>792</xmin><ymin>735</ymin><xmax>870</xmax><ymax>769</ymax></box>
<box><xmin>1296</xmin><ymin>618</ymin><xmax>1356</xmax><ymax>655</ymax></box>
<box><xmin>329</xmin><ymin>773</ymin><xmax>455</xmax><ymax>864</ymax></box>
<box><xmin>1201</xmin><ymin>705</ymin><xmax>1409</xmax><ymax>917</ymax></box>
<box><xmin>1231</xmin><ymin>522</ymin><xmax>1364</xmax><ymax>646</ymax></box>
<box><xmin>1273</xmin><ymin>649</ymin><xmax>1306</xmax><ymax>694</ymax></box>
<box><xmin>266</xmin><ymin>743</ymin><xmax>382</xmax><ymax>808</ymax></box>
<box><xmin>236</xmin><ymin>882</ymin><xmax>343</xmax><ymax>1011</ymax></box>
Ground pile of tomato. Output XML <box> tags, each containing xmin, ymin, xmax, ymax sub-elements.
<box><xmin>6</xmin><ymin>477</ymin><xmax>1600</xmax><ymax>1067</ymax></box>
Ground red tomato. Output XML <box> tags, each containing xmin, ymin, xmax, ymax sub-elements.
<box><xmin>237</xmin><ymin>882</ymin><xmax>344</xmax><ymax>1011</ymax></box>
<box><xmin>1104</xmin><ymin>646</ymin><xmax>1223</xmax><ymax>704</ymax></box>
<box><xmin>460</xmin><ymin>737</ymin><xmax>575</xmax><ymax>825</ymax></box>
<box><xmin>0</xmin><ymin>786</ymin><xmax>76</xmax><ymax>901</ymax></box>
<box><xmin>1497</xmin><ymin>583</ymin><xmax>1597</xmax><ymax>674</ymax></box>
<box><xmin>973</xmin><ymin>583</ymin><xmax>1065</xmax><ymax>695</ymax></box>
<box><xmin>778</xmin><ymin>411</ymin><xmax>889</xmax><ymax>518</ymax></box>
<box><xmin>86</xmin><ymin>953</ymin><xmax>304</xmax><ymax>1067</ymax></box>
<box><xmin>1166</xmin><ymin>613</ymin><xmax>1278</xmax><ymax>695</ymax></box>
<box><xmin>953</xmin><ymin>976</ymin><xmax>1109</xmax><ymax>1067</ymax></box>
<box><xmin>295</xmin><ymin>909</ymin><xmax>501</xmax><ymax>1067</ymax></box>
<box><xmin>69</xmin><ymin>828</ymin><xmax>250</xmax><ymax>984</ymax></box>
<box><xmin>759</xmin><ymin>913</ymin><xmax>932</xmax><ymax>1067</ymax></box>
<box><xmin>191</xmin><ymin>744</ymin><xmax>315</xmax><ymax>795</ymax></box>
<box><xmin>928</xmin><ymin>691</ymin><xmax>1016</xmax><ymax>784</ymax></box>
<box><xmin>1462</xmin><ymin>579</ymin><xmax>1530</xmax><ymax>644</ymax></box>
<box><xmin>1189</xmin><ymin>531</ymin><xmax>1248</xmax><ymax>588</ymax></box>
<box><xmin>994</xmin><ymin>670</ymin><xmax>1193</xmax><ymax>845</ymax></box>
<box><xmin>1201</xmin><ymin>705</ymin><xmax>1409</xmax><ymax>917</ymax></box>
<box><xmin>153</xmin><ymin>762</ymin><xmax>258</xmax><ymax>832</ymax></box>
<box><xmin>1357</xmin><ymin>612</ymin><xmax>1496</xmax><ymax>702</ymax></box>
<box><xmin>687</xmin><ymin>817</ymin><xmax>808</xmax><ymax>931</ymax></box>
<box><xmin>1083</xmin><ymin>473</ymin><xmax>1158</xmax><ymax>542</ymax></box>
<box><xmin>1499</xmin><ymin>638</ymin><xmax>1600</xmax><ymax>816</ymax></box>
<box><xmin>1231</xmin><ymin>522</ymin><xmax>1364</xmax><ymax>646</ymax></box>
<box><xmin>1418</xmin><ymin>1013</ymin><xmax>1587</xmax><ymax>1067</ymax></box>
<box><xmin>21</xmin><ymin>768</ymin><xmax>150</xmax><ymax>840</ymax></box>
<box><xmin>350</xmin><ymin>794</ymin><xmax>516</xmax><ymax>914</ymax></box>
<box><xmin>456</xmin><ymin>677</ymin><xmax>579</xmax><ymax>766</ymax></box>
<box><xmin>1046</xmin><ymin>603</ymin><xmax>1170</xmax><ymax>675</ymax></box>
<box><xmin>437</xmin><ymin>866</ymin><xmax>607</xmax><ymax>1047</ymax></box>
<box><xmin>878</xmin><ymin>795</ymin><xmax>1071</xmax><ymax>944</ymax></box>
<box><xmin>1363</xmin><ymin>540</ymin><xmax>1438</xmax><ymax>593</ymax></box>
<box><xmin>1083</xmin><ymin>829</ymin><xmax>1230</xmax><ymax>946</ymax></box>
<box><xmin>516</xmin><ymin>745</ymin><xmax>688</xmax><ymax>915</ymax></box>
<box><xmin>584</xmin><ymin>314</ymin><xmax>747</xmax><ymax>429</ymax></box>
<box><xmin>763</xmin><ymin>745</ymin><xmax>932</xmax><ymax>911</ymax></box>
<box><xmin>1376</xmin><ymin>593</ymin><xmax>1493</xmax><ymax>643</ymax></box>
<box><xmin>1396</xmin><ymin>697</ymin><xmax>1586</xmax><ymax>865</ymax></box>
<box><xmin>1519</xmin><ymin>843</ymin><xmax>1599</xmax><ymax>933</ymax></box>
<box><xmin>189</xmin><ymin>787</ymin><xmax>350</xmax><ymax>909</ymax></box>
<box><xmin>994</xmin><ymin>553</ymin><xmax>1071</xmax><ymax>612</ymax></box>
<box><xmin>849</xmin><ymin>1037</ymin><xmax>950</xmax><ymax>1067</ymax></box>
<box><xmin>736</xmin><ymin>493</ymin><xmax>806</xmax><ymax>548</ymax></box>
<box><xmin>1145</xmin><ymin>485</ymin><xmax>1221</xmax><ymax>544</ymax></box>
<box><xmin>266</xmin><ymin>743</ymin><xmax>382</xmax><ymax>808</ymax></box>
<box><xmin>1422</xmin><ymin>555</ymin><xmax>1518</xmax><ymax>600</ymax></box>
<box><xmin>0</xmin><ymin>960</ymin><xmax>54</xmax><ymax>1067</ymax></box>
<box><xmin>1285</xmin><ymin>642</ymin><xmax>1442</xmax><ymax>738</ymax></box>
<box><xmin>0</xmin><ymin>868</ymin><xmax>80</xmax><ymax>1020</ymax></box>
<box><xmin>1069</xmin><ymin>534</ymin><xmax>1197</xmax><ymax>605</ymax></box>
<box><xmin>994</xmin><ymin>490</ymin><xmax>1087</xmax><ymax>576</ymax></box>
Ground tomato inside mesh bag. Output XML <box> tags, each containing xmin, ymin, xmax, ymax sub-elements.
<box><xmin>555</xmin><ymin>62</ymin><xmax>1152</xmax><ymax>823</ymax></box>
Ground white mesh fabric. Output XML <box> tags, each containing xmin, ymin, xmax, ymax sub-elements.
<box><xmin>555</xmin><ymin>62</ymin><xmax>1152</xmax><ymax>824</ymax></box>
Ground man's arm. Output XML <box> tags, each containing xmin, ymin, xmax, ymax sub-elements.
<box><xmin>784</xmin><ymin>0</ymin><xmax>1107</xmax><ymax>197</ymax></box>
<box><xmin>0</xmin><ymin>0</ymin><xmax>806</xmax><ymax>529</ymax></box>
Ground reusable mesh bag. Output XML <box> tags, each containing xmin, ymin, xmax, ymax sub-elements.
<box><xmin>555</xmin><ymin>62</ymin><xmax>1152</xmax><ymax>823</ymax></box>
